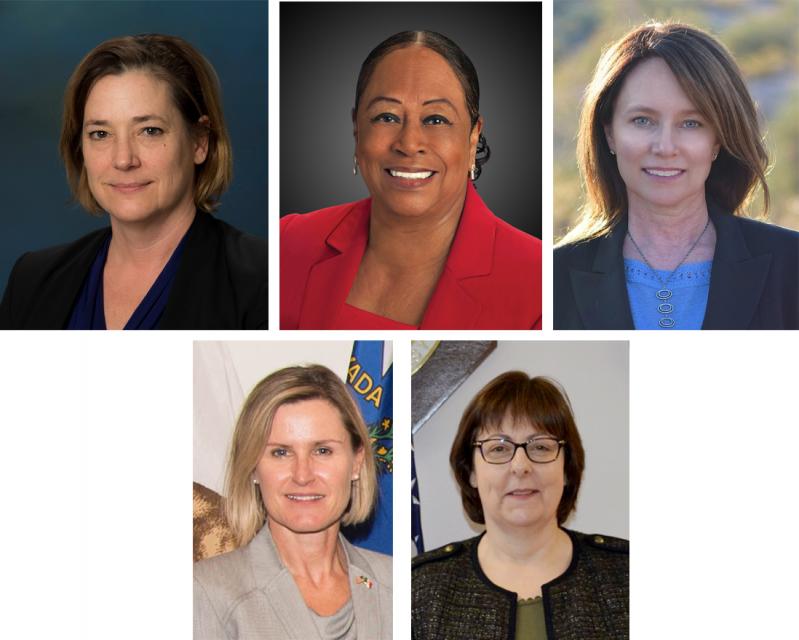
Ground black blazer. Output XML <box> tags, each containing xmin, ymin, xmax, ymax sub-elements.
<box><xmin>0</xmin><ymin>212</ymin><xmax>267</xmax><ymax>329</ymax></box>
<box><xmin>412</xmin><ymin>530</ymin><xmax>629</xmax><ymax>640</ymax></box>
<box><xmin>554</xmin><ymin>207</ymin><xmax>799</xmax><ymax>329</ymax></box>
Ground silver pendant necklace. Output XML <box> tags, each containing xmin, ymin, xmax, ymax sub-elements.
<box><xmin>626</xmin><ymin>218</ymin><xmax>710</xmax><ymax>328</ymax></box>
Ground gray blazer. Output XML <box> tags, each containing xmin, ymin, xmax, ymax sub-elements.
<box><xmin>194</xmin><ymin>524</ymin><xmax>392</xmax><ymax>639</ymax></box>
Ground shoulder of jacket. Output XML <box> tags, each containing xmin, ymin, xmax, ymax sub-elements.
<box><xmin>732</xmin><ymin>214</ymin><xmax>799</xmax><ymax>244</ymax></box>
<box><xmin>194</xmin><ymin>545</ymin><xmax>259</xmax><ymax>606</ymax></box>
<box><xmin>573</xmin><ymin>530</ymin><xmax>629</xmax><ymax>555</ymax></box>
<box><xmin>13</xmin><ymin>227</ymin><xmax>108</xmax><ymax>270</ymax></box>
<box><xmin>412</xmin><ymin>538</ymin><xmax>473</xmax><ymax>571</ymax></box>
<box><xmin>280</xmin><ymin>200</ymin><xmax>366</xmax><ymax>236</ymax></box>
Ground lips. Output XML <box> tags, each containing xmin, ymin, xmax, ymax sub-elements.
<box><xmin>506</xmin><ymin>489</ymin><xmax>539</xmax><ymax>497</ymax></box>
<box><xmin>384</xmin><ymin>167</ymin><xmax>437</xmax><ymax>188</ymax></box>
<box><xmin>109</xmin><ymin>181</ymin><xmax>153</xmax><ymax>193</ymax></box>
<box><xmin>388</xmin><ymin>169</ymin><xmax>435</xmax><ymax>179</ymax></box>
<box><xmin>643</xmin><ymin>168</ymin><xmax>684</xmax><ymax>178</ymax></box>
<box><xmin>286</xmin><ymin>494</ymin><xmax>324</xmax><ymax>502</ymax></box>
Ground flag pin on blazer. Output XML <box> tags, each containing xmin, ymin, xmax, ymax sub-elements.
<box><xmin>356</xmin><ymin>575</ymin><xmax>373</xmax><ymax>589</ymax></box>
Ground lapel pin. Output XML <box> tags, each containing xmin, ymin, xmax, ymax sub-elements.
<box><xmin>356</xmin><ymin>575</ymin><xmax>374</xmax><ymax>589</ymax></box>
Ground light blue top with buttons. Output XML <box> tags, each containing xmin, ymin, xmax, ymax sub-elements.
<box><xmin>625</xmin><ymin>259</ymin><xmax>712</xmax><ymax>330</ymax></box>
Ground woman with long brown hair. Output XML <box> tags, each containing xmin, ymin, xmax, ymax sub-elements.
<box><xmin>555</xmin><ymin>22</ymin><xmax>798</xmax><ymax>330</ymax></box>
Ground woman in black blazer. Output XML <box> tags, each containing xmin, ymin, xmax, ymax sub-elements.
<box><xmin>554</xmin><ymin>22</ymin><xmax>798</xmax><ymax>330</ymax></box>
<box><xmin>0</xmin><ymin>34</ymin><xmax>266</xmax><ymax>330</ymax></box>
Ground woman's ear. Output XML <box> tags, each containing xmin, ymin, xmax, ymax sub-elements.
<box><xmin>194</xmin><ymin>115</ymin><xmax>210</xmax><ymax>164</ymax></box>
<box><xmin>469</xmin><ymin>116</ymin><xmax>484</xmax><ymax>168</ymax></box>
<box><xmin>352</xmin><ymin>445</ymin><xmax>365</xmax><ymax>481</ymax></box>
<box><xmin>603</xmin><ymin>123</ymin><xmax>615</xmax><ymax>155</ymax></box>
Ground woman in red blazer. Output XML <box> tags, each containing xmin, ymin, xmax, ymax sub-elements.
<box><xmin>281</xmin><ymin>30</ymin><xmax>541</xmax><ymax>330</ymax></box>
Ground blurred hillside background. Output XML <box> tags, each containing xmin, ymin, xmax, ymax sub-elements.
<box><xmin>553</xmin><ymin>0</ymin><xmax>799</xmax><ymax>240</ymax></box>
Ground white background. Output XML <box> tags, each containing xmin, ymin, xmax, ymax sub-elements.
<box><xmin>0</xmin><ymin>1</ymin><xmax>797</xmax><ymax>640</ymax></box>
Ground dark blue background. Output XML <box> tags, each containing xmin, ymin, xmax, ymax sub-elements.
<box><xmin>0</xmin><ymin>0</ymin><xmax>267</xmax><ymax>298</ymax></box>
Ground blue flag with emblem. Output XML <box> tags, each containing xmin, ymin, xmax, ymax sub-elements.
<box><xmin>343</xmin><ymin>341</ymin><xmax>393</xmax><ymax>555</ymax></box>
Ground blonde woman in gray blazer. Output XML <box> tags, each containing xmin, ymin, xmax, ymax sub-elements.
<box><xmin>194</xmin><ymin>365</ymin><xmax>393</xmax><ymax>639</ymax></box>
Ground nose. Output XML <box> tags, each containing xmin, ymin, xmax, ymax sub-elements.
<box><xmin>112</xmin><ymin>135</ymin><xmax>141</xmax><ymax>170</ymax></box>
<box><xmin>392</xmin><ymin>119</ymin><xmax>426</xmax><ymax>156</ymax></box>
<box><xmin>652</xmin><ymin>124</ymin><xmax>677</xmax><ymax>156</ymax></box>
<box><xmin>509</xmin><ymin>445</ymin><xmax>533</xmax><ymax>475</ymax></box>
<box><xmin>292</xmin><ymin>453</ymin><xmax>314</xmax><ymax>485</ymax></box>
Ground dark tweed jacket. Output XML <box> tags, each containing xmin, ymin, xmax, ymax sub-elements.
<box><xmin>412</xmin><ymin>530</ymin><xmax>628</xmax><ymax>640</ymax></box>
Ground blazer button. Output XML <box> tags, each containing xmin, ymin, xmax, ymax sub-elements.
<box><xmin>594</xmin><ymin>535</ymin><xmax>605</xmax><ymax>544</ymax></box>
<box><xmin>444</xmin><ymin>544</ymin><xmax>454</xmax><ymax>552</ymax></box>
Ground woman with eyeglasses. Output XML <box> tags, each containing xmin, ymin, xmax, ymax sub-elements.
<box><xmin>412</xmin><ymin>372</ymin><xmax>628</xmax><ymax>640</ymax></box>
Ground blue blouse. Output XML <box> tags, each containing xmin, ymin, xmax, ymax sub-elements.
<box><xmin>66</xmin><ymin>231</ymin><xmax>188</xmax><ymax>330</ymax></box>
<box><xmin>625</xmin><ymin>258</ymin><xmax>712</xmax><ymax>330</ymax></box>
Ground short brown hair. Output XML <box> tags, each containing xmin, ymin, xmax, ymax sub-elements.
<box><xmin>562</xmin><ymin>21</ymin><xmax>769</xmax><ymax>245</ymax></box>
<box><xmin>450</xmin><ymin>372</ymin><xmax>585</xmax><ymax>525</ymax></box>
<box><xmin>224</xmin><ymin>364</ymin><xmax>378</xmax><ymax>547</ymax></box>
<box><xmin>60</xmin><ymin>33</ymin><xmax>232</xmax><ymax>215</ymax></box>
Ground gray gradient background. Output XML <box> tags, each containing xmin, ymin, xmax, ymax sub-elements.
<box><xmin>280</xmin><ymin>2</ymin><xmax>542</xmax><ymax>238</ymax></box>
<box><xmin>0</xmin><ymin>0</ymin><xmax>267</xmax><ymax>298</ymax></box>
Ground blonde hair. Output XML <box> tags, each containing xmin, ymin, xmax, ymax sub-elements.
<box><xmin>561</xmin><ymin>21</ymin><xmax>769</xmax><ymax>245</ymax></box>
<box><xmin>224</xmin><ymin>365</ymin><xmax>378</xmax><ymax>547</ymax></box>
<box><xmin>60</xmin><ymin>33</ymin><xmax>232</xmax><ymax>215</ymax></box>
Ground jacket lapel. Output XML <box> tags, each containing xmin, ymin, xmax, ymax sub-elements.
<box><xmin>569</xmin><ymin>220</ymin><xmax>635</xmax><ymax>329</ymax></box>
<box><xmin>30</xmin><ymin>229</ymin><xmax>109</xmax><ymax>329</ymax></box>
<box><xmin>344</xmin><ymin>539</ymin><xmax>386</xmax><ymax>640</ymax></box>
<box><xmin>298</xmin><ymin>201</ymin><xmax>369</xmax><ymax>329</ymax></box>
<box><xmin>703</xmin><ymin>208</ymin><xmax>771</xmax><ymax>329</ymax></box>
<box><xmin>421</xmin><ymin>182</ymin><xmax>492</xmax><ymax>328</ymax></box>
<box><xmin>249</xmin><ymin>526</ymin><xmax>321</xmax><ymax>640</ymax></box>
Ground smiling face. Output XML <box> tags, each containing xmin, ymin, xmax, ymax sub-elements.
<box><xmin>470</xmin><ymin>414</ymin><xmax>565</xmax><ymax>533</ymax></box>
<box><xmin>254</xmin><ymin>398</ymin><xmax>365</xmax><ymax>536</ymax></box>
<box><xmin>604</xmin><ymin>57</ymin><xmax>720</xmax><ymax>214</ymax></box>
<box><xmin>354</xmin><ymin>45</ymin><xmax>480</xmax><ymax>219</ymax></box>
<box><xmin>82</xmin><ymin>70</ymin><xmax>208</xmax><ymax>224</ymax></box>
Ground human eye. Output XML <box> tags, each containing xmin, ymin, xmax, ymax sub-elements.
<box><xmin>632</xmin><ymin>116</ymin><xmax>651</xmax><ymax>126</ymax></box>
<box><xmin>315</xmin><ymin>446</ymin><xmax>333</xmax><ymax>456</ymax></box>
<box><xmin>269</xmin><ymin>447</ymin><xmax>290</xmax><ymax>458</ymax></box>
<box><xmin>87</xmin><ymin>130</ymin><xmax>109</xmax><ymax>140</ymax></box>
<box><xmin>423</xmin><ymin>114</ymin><xmax>451</xmax><ymax>126</ymax></box>
<box><xmin>682</xmin><ymin>119</ymin><xmax>702</xmax><ymax>129</ymax></box>
<box><xmin>534</xmin><ymin>441</ymin><xmax>555</xmax><ymax>453</ymax></box>
<box><xmin>488</xmin><ymin>439</ymin><xmax>511</xmax><ymax>454</ymax></box>
<box><xmin>142</xmin><ymin>126</ymin><xmax>164</xmax><ymax>136</ymax></box>
<box><xmin>371</xmin><ymin>112</ymin><xmax>400</xmax><ymax>124</ymax></box>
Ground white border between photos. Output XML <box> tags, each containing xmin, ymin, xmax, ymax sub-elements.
<box><xmin>2</xmin><ymin>1</ymin><xmax>797</xmax><ymax>639</ymax></box>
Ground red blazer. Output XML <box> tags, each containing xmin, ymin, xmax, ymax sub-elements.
<box><xmin>281</xmin><ymin>183</ymin><xmax>541</xmax><ymax>329</ymax></box>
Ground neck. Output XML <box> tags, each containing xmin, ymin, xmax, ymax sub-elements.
<box><xmin>107</xmin><ymin>200</ymin><xmax>196</xmax><ymax>270</ymax></box>
<box><xmin>268</xmin><ymin>519</ymin><xmax>345</xmax><ymax>583</ymax></box>
<box><xmin>367</xmin><ymin>191</ymin><xmax>465</xmax><ymax>273</ymax></box>
<box><xmin>625</xmin><ymin>195</ymin><xmax>715</xmax><ymax>269</ymax></box>
<box><xmin>480</xmin><ymin>517</ymin><xmax>567</xmax><ymax>565</ymax></box>
<box><xmin>627</xmin><ymin>194</ymin><xmax>709</xmax><ymax>249</ymax></box>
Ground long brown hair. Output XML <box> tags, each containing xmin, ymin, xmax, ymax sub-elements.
<box><xmin>561</xmin><ymin>21</ymin><xmax>769</xmax><ymax>245</ymax></box>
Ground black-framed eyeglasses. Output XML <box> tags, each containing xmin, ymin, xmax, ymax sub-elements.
<box><xmin>472</xmin><ymin>436</ymin><xmax>566</xmax><ymax>464</ymax></box>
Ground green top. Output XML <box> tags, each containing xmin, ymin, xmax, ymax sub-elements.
<box><xmin>516</xmin><ymin>596</ymin><xmax>547</xmax><ymax>640</ymax></box>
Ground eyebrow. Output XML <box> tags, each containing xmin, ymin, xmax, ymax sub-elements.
<box><xmin>365</xmin><ymin>96</ymin><xmax>458</xmax><ymax>110</ymax></box>
<box><xmin>83</xmin><ymin>114</ymin><xmax>167</xmax><ymax>128</ymax></box>
<box><xmin>480</xmin><ymin>432</ymin><xmax>547</xmax><ymax>440</ymax></box>
<box><xmin>266</xmin><ymin>439</ymin><xmax>344</xmax><ymax>447</ymax></box>
<box><xmin>622</xmin><ymin>105</ymin><xmax>702</xmax><ymax>117</ymax></box>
